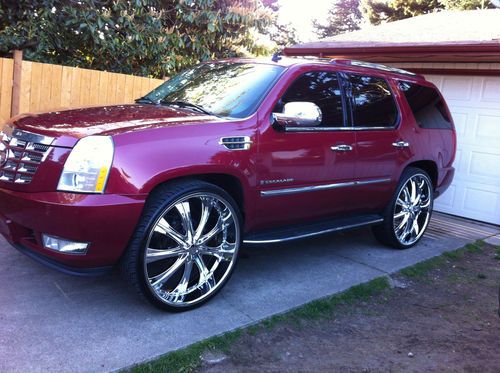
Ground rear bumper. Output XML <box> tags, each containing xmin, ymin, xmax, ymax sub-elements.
<box><xmin>0</xmin><ymin>188</ymin><xmax>145</xmax><ymax>269</ymax></box>
<box><xmin>435</xmin><ymin>166</ymin><xmax>455</xmax><ymax>198</ymax></box>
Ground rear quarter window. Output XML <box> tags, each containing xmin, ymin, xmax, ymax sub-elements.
<box><xmin>399</xmin><ymin>82</ymin><xmax>452</xmax><ymax>129</ymax></box>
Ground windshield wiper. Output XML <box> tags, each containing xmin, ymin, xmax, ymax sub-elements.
<box><xmin>135</xmin><ymin>97</ymin><xmax>159</xmax><ymax>105</ymax></box>
<box><xmin>161</xmin><ymin>101</ymin><xmax>217</xmax><ymax>116</ymax></box>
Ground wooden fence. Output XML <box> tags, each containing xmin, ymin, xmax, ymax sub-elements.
<box><xmin>0</xmin><ymin>56</ymin><xmax>165</xmax><ymax>123</ymax></box>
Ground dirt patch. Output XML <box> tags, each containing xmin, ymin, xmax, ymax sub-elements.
<box><xmin>199</xmin><ymin>244</ymin><xmax>500</xmax><ymax>372</ymax></box>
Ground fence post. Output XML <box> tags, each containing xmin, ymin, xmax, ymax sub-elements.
<box><xmin>11</xmin><ymin>49</ymin><xmax>23</xmax><ymax>117</ymax></box>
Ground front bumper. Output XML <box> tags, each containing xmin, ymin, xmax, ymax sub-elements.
<box><xmin>0</xmin><ymin>188</ymin><xmax>145</xmax><ymax>271</ymax></box>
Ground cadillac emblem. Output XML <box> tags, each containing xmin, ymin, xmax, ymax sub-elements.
<box><xmin>0</xmin><ymin>144</ymin><xmax>7</xmax><ymax>167</ymax></box>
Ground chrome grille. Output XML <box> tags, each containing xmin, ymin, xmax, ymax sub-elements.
<box><xmin>0</xmin><ymin>126</ymin><xmax>55</xmax><ymax>184</ymax></box>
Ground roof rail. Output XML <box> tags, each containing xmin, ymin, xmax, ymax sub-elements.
<box><xmin>330</xmin><ymin>59</ymin><xmax>419</xmax><ymax>78</ymax></box>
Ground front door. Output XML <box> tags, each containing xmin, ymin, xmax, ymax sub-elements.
<box><xmin>255</xmin><ymin>70</ymin><xmax>357</xmax><ymax>230</ymax></box>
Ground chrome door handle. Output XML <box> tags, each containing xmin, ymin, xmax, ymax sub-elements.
<box><xmin>331</xmin><ymin>144</ymin><xmax>353</xmax><ymax>152</ymax></box>
<box><xmin>392</xmin><ymin>141</ymin><xmax>410</xmax><ymax>148</ymax></box>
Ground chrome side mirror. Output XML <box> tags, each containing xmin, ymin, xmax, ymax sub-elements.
<box><xmin>273</xmin><ymin>102</ymin><xmax>322</xmax><ymax>128</ymax></box>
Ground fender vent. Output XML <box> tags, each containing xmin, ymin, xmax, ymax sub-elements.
<box><xmin>219</xmin><ymin>136</ymin><xmax>252</xmax><ymax>151</ymax></box>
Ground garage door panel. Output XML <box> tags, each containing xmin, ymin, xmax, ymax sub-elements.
<box><xmin>442</xmin><ymin>76</ymin><xmax>473</xmax><ymax>101</ymax></box>
<box><xmin>475</xmin><ymin>114</ymin><xmax>500</xmax><ymax>146</ymax></box>
<box><xmin>480</xmin><ymin>79</ymin><xmax>500</xmax><ymax>102</ymax></box>
<box><xmin>435</xmin><ymin>181</ymin><xmax>500</xmax><ymax>225</ymax></box>
<box><xmin>469</xmin><ymin>151</ymin><xmax>500</xmax><ymax>180</ymax></box>
<box><xmin>426</xmin><ymin>74</ymin><xmax>500</xmax><ymax>225</ymax></box>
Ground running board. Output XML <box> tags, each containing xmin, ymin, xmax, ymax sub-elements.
<box><xmin>243</xmin><ymin>214</ymin><xmax>383</xmax><ymax>244</ymax></box>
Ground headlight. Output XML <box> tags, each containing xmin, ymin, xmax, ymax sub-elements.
<box><xmin>57</xmin><ymin>136</ymin><xmax>114</xmax><ymax>193</ymax></box>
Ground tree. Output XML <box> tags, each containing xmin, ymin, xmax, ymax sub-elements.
<box><xmin>361</xmin><ymin>0</ymin><xmax>442</xmax><ymax>25</ymax></box>
<box><xmin>312</xmin><ymin>0</ymin><xmax>362</xmax><ymax>39</ymax></box>
<box><xmin>362</xmin><ymin>0</ymin><xmax>495</xmax><ymax>25</ymax></box>
<box><xmin>439</xmin><ymin>0</ymin><xmax>495</xmax><ymax>9</ymax></box>
<box><xmin>0</xmin><ymin>0</ymin><xmax>277</xmax><ymax>78</ymax></box>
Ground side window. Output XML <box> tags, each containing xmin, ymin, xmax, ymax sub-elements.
<box><xmin>348</xmin><ymin>75</ymin><xmax>398</xmax><ymax>128</ymax></box>
<box><xmin>277</xmin><ymin>71</ymin><xmax>344</xmax><ymax>127</ymax></box>
<box><xmin>399</xmin><ymin>81</ymin><xmax>452</xmax><ymax>129</ymax></box>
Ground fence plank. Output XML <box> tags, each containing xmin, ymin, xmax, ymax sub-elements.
<box><xmin>60</xmin><ymin>66</ymin><xmax>73</xmax><ymax>108</ymax></box>
<box><xmin>0</xmin><ymin>58</ymin><xmax>14</xmax><ymax>122</ymax></box>
<box><xmin>50</xmin><ymin>64</ymin><xmax>63</xmax><ymax>110</ymax></box>
<box><xmin>19</xmin><ymin>61</ymin><xmax>32</xmax><ymax>114</ymax></box>
<box><xmin>29</xmin><ymin>62</ymin><xmax>43</xmax><ymax>112</ymax></box>
<box><xmin>40</xmin><ymin>63</ymin><xmax>54</xmax><ymax>111</ymax></box>
<box><xmin>69</xmin><ymin>67</ymin><xmax>82</xmax><ymax>107</ymax></box>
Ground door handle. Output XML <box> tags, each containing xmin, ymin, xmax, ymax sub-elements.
<box><xmin>392</xmin><ymin>141</ymin><xmax>410</xmax><ymax>148</ymax></box>
<box><xmin>331</xmin><ymin>144</ymin><xmax>353</xmax><ymax>152</ymax></box>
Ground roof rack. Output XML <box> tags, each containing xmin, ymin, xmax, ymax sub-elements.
<box><xmin>330</xmin><ymin>59</ymin><xmax>418</xmax><ymax>77</ymax></box>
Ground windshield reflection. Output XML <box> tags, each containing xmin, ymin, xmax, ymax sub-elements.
<box><xmin>142</xmin><ymin>62</ymin><xmax>285</xmax><ymax>118</ymax></box>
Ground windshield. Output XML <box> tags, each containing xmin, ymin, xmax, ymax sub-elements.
<box><xmin>140</xmin><ymin>62</ymin><xmax>285</xmax><ymax>118</ymax></box>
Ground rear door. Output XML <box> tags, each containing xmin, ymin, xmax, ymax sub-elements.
<box><xmin>343</xmin><ymin>73</ymin><xmax>413</xmax><ymax>212</ymax></box>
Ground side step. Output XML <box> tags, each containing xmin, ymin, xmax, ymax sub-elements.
<box><xmin>243</xmin><ymin>214</ymin><xmax>383</xmax><ymax>244</ymax></box>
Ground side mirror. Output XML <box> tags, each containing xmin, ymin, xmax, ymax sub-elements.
<box><xmin>273</xmin><ymin>102</ymin><xmax>322</xmax><ymax>129</ymax></box>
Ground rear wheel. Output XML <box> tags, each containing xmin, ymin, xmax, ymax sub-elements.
<box><xmin>122</xmin><ymin>180</ymin><xmax>241</xmax><ymax>311</ymax></box>
<box><xmin>372</xmin><ymin>167</ymin><xmax>433</xmax><ymax>249</ymax></box>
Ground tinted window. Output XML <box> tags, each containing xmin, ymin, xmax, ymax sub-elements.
<box><xmin>277</xmin><ymin>71</ymin><xmax>344</xmax><ymax>127</ymax></box>
<box><xmin>399</xmin><ymin>82</ymin><xmax>452</xmax><ymax>129</ymax></box>
<box><xmin>348</xmin><ymin>75</ymin><xmax>398</xmax><ymax>128</ymax></box>
<box><xmin>142</xmin><ymin>62</ymin><xmax>284</xmax><ymax>118</ymax></box>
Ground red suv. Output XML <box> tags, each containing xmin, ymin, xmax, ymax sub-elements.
<box><xmin>0</xmin><ymin>58</ymin><xmax>456</xmax><ymax>310</ymax></box>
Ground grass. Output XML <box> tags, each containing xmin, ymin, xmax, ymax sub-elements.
<box><xmin>126</xmin><ymin>239</ymin><xmax>488</xmax><ymax>373</ymax></box>
<box><xmin>125</xmin><ymin>277</ymin><xmax>389</xmax><ymax>373</ymax></box>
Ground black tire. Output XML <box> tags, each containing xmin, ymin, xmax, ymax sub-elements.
<box><xmin>372</xmin><ymin>167</ymin><xmax>434</xmax><ymax>249</ymax></box>
<box><xmin>121</xmin><ymin>179</ymin><xmax>242</xmax><ymax>311</ymax></box>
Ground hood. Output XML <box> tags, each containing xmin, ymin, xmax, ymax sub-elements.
<box><xmin>8</xmin><ymin>104</ymin><xmax>221</xmax><ymax>147</ymax></box>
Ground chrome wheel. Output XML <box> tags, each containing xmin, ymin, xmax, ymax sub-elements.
<box><xmin>393</xmin><ymin>174</ymin><xmax>432</xmax><ymax>246</ymax></box>
<box><xmin>144</xmin><ymin>192</ymin><xmax>240</xmax><ymax>307</ymax></box>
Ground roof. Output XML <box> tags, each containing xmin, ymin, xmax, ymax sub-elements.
<box><xmin>285</xmin><ymin>10</ymin><xmax>500</xmax><ymax>64</ymax></box>
<box><xmin>213</xmin><ymin>57</ymin><xmax>426</xmax><ymax>80</ymax></box>
<box><xmin>323</xmin><ymin>9</ymin><xmax>500</xmax><ymax>43</ymax></box>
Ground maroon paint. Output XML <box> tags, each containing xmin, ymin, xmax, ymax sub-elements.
<box><xmin>0</xmin><ymin>58</ymin><xmax>456</xmax><ymax>269</ymax></box>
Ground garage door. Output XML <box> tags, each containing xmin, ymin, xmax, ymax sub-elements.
<box><xmin>424</xmin><ymin>75</ymin><xmax>500</xmax><ymax>225</ymax></box>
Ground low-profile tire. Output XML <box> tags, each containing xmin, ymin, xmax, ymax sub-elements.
<box><xmin>372</xmin><ymin>167</ymin><xmax>434</xmax><ymax>249</ymax></box>
<box><xmin>121</xmin><ymin>180</ymin><xmax>242</xmax><ymax>311</ymax></box>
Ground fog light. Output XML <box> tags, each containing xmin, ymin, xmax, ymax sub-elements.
<box><xmin>42</xmin><ymin>235</ymin><xmax>89</xmax><ymax>255</ymax></box>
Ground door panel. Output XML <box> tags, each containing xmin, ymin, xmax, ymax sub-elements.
<box><xmin>255</xmin><ymin>129</ymin><xmax>356</xmax><ymax>229</ymax></box>
<box><xmin>345</xmin><ymin>74</ymin><xmax>412</xmax><ymax>212</ymax></box>
<box><xmin>253</xmin><ymin>69</ymin><xmax>357</xmax><ymax>231</ymax></box>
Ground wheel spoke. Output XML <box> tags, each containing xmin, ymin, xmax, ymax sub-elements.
<box><xmin>394</xmin><ymin>211</ymin><xmax>406</xmax><ymax>219</ymax></box>
<box><xmin>396</xmin><ymin>213</ymin><xmax>410</xmax><ymax>233</ymax></box>
<box><xmin>175</xmin><ymin>201</ymin><xmax>194</xmax><ymax>241</ymax></box>
<box><xmin>194</xmin><ymin>254</ymin><xmax>216</xmax><ymax>293</ymax></box>
<box><xmin>409</xmin><ymin>179</ymin><xmax>417</xmax><ymax>205</ymax></box>
<box><xmin>198</xmin><ymin>242</ymin><xmax>236</xmax><ymax>261</ymax></box>
<box><xmin>197</xmin><ymin>208</ymin><xmax>233</xmax><ymax>246</ymax></box>
<box><xmin>411</xmin><ymin>217</ymin><xmax>420</xmax><ymax>237</ymax></box>
<box><xmin>146</xmin><ymin>246</ymin><xmax>184</xmax><ymax>263</ymax></box>
<box><xmin>155</xmin><ymin>218</ymin><xmax>186</xmax><ymax>246</ymax></box>
<box><xmin>194</xmin><ymin>197</ymin><xmax>214</xmax><ymax>241</ymax></box>
<box><xmin>149</xmin><ymin>254</ymin><xmax>187</xmax><ymax>289</ymax></box>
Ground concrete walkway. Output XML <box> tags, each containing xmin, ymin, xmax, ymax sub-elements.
<box><xmin>0</xmin><ymin>213</ymin><xmax>498</xmax><ymax>372</ymax></box>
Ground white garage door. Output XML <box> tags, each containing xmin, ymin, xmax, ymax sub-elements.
<box><xmin>424</xmin><ymin>75</ymin><xmax>500</xmax><ymax>225</ymax></box>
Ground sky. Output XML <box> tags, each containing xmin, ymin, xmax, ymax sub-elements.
<box><xmin>278</xmin><ymin>0</ymin><xmax>334</xmax><ymax>42</ymax></box>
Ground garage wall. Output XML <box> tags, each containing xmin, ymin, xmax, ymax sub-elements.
<box><xmin>391</xmin><ymin>63</ymin><xmax>500</xmax><ymax>225</ymax></box>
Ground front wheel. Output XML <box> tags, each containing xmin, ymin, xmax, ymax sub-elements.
<box><xmin>372</xmin><ymin>167</ymin><xmax>433</xmax><ymax>249</ymax></box>
<box><xmin>122</xmin><ymin>180</ymin><xmax>242</xmax><ymax>311</ymax></box>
